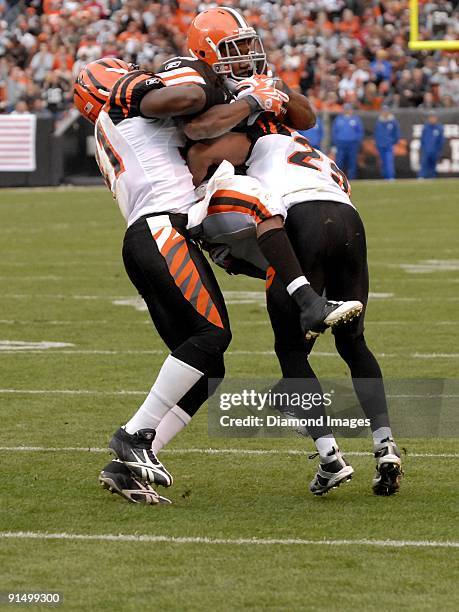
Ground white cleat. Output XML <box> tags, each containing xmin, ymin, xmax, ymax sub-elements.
<box><xmin>373</xmin><ymin>438</ymin><xmax>403</xmax><ymax>496</ymax></box>
<box><xmin>305</xmin><ymin>299</ymin><xmax>363</xmax><ymax>340</ymax></box>
<box><xmin>309</xmin><ymin>447</ymin><xmax>354</xmax><ymax>496</ymax></box>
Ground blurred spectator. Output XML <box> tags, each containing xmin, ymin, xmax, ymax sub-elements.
<box><xmin>0</xmin><ymin>0</ymin><xmax>457</xmax><ymax>117</ymax></box>
<box><xmin>298</xmin><ymin>115</ymin><xmax>324</xmax><ymax>150</ymax></box>
<box><xmin>43</xmin><ymin>72</ymin><xmax>67</xmax><ymax>116</ymax></box>
<box><xmin>438</xmin><ymin>71</ymin><xmax>459</xmax><ymax>104</ymax></box>
<box><xmin>370</xmin><ymin>50</ymin><xmax>392</xmax><ymax>84</ymax></box>
<box><xmin>11</xmin><ymin>100</ymin><xmax>30</xmax><ymax>114</ymax></box>
<box><xmin>332</xmin><ymin>103</ymin><xmax>364</xmax><ymax>179</ymax></box>
<box><xmin>374</xmin><ymin>105</ymin><xmax>400</xmax><ymax>180</ymax></box>
<box><xmin>30</xmin><ymin>98</ymin><xmax>53</xmax><ymax>118</ymax></box>
<box><xmin>419</xmin><ymin>91</ymin><xmax>437</xmax><ymax>109</ymax></box>
<box><xmin>6</xmin><ymin>66</ymin><xmax>28</xmax><ymax>110</ymax></box>
<box><xmin>418</xmin><ymin>112</ymin><xmax>445</xmax><ymax>179</ymax></box>
<box><xmin>29</xmin><ymin>43</ymin><xmax>54</xmax><ymax>83</ymax></box>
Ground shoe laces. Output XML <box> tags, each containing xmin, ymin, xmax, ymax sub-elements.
<box><xmin>375</xmin><ymin>437</ymin><xmax>400</xmax><ymax>458</ymax></box>
<box><xmin>309</xmin><ymin>447</ymin><xmax>341</xmax><ymax>463</ymax></box>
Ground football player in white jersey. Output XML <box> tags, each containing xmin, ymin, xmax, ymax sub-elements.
<box><xmin>182</xmin><ymin>6</ymin><xmax>363</xmax><ymax>341</ymax></box>
<box><xmin>73</xmin><ymin>56</ymin><xmax>291</xmax><ymax>504</ymax></box>
<box><xmin>185</xmin><ymin>114</ymin><xmax>403</xmax><ymax>497</ymax></box>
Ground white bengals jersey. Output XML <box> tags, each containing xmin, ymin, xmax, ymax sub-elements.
<box><xmin>95</xmin><ymin>109</ymin><xmax>195</xmax><ymax>227</ymax></box>
<box><xmin>95</xmin><ymin>64</ymin><xmax>229</xmax><ymax>227</ymax></box>
<box><xmin>244</xmin><ymin>115</ymin><xmax>354</xmax><ymax>212</ymax></box>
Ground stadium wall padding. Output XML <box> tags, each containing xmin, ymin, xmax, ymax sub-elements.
<box><xmin>1</xmin><ymin>111</ymin><xmax>458</xmax><ymax>187</ymax></box>
<box><xmin>60</xmin><ymin>109</ymin><xmax>459</xmax><ymax>182</ymax></box>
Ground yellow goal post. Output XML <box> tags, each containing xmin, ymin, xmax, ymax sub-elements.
<box><xmin>409</xmin><ymin>0</ymin><xmax>459</xmax><ymax>50</ymax></box>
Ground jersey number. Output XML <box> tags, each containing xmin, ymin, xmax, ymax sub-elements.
<box><xmin>287</xmin><ymin>136</ymin><xmax>350</xmax><ymax>195</ymax></box>
<box><xmin>95</xmin><ymin>123</ymin><xmax>125</xmax><ymax>191</ymax></box>
<box><xmin>287</xmin><ymin>137</ymin><xmax>322</xmax><ymax>171</ymax></box>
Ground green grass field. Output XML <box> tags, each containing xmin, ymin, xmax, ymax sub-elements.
<box><xmin>0</xmin><ymin>180</ymin><xmax>458</xmax><ymax>611</ymax></box>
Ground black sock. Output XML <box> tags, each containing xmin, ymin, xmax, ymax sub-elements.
<box><xmin>257</xmin><ymin>227</ymin><xmax>304</xmax><ymax>287</ymax></box>
<box><xmin>257</xmin><ymin>228</ymin><xmax>320</xmax><ymax>309</ymax></box>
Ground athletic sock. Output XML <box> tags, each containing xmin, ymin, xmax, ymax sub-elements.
<box><xmin>151</xmin><ymin>405</ymin><xmax>191</xmax><ymax>454</ymax></box>
<box><xmin>372</xmin><ymin>426</ymin><xmax>393</xmax><ymax>445</ymax></box>
<box><xmin>124</xmin><ymin>355</ymin><xmax>203</xmax><ymax>434</ymax></box>
<box><xmin>314</xmin><ymin>434</ymin><xmax>339</xmax><ymax>460</ymax></box>
<box><xmin>257</xmin><ymin>228</ymin><xmax>308</xmax><ymax>289</ymax></box>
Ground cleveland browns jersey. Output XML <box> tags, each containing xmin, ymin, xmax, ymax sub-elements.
<box><xmin>156</xmin><ymin>56</ymin><xmax>232</xmax><ymax>112</ymax></box>
<box><xmin>245</xmin><ymin>115</ymin><xmax>354</xmax><ymax>210</ymax></box>
<box><xmin>95</xmin><ymin>63</ymin><xmax>230</xmax><ymax>227</ymax></box>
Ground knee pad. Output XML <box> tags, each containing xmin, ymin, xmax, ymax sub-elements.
<box><xmin>192</xmin><ymin>325</ymin><xmax>232</xmax><ymax>357</ymax></box>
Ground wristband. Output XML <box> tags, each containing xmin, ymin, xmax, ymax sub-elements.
<box><xmin>242</xmin><ymin>94</ymin><xmax>261</xmax><ymax>113</ymax></box>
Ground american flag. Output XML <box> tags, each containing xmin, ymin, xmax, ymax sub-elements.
<box><xmin>0</xmin><ymin>115</ymin><xmax>37</xmax><ymax>172</ymax></box>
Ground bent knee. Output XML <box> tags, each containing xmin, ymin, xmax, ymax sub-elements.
<box><xmin>193</xmin><ymin>325</ymin><xmax>232</xmax><ymax>356</ymax></box>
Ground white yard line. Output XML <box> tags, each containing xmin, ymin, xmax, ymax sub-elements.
<box><xmin>0</xmin><ymin>319</ymin><xmax>457</xmax><ymax>327</ymax></box>
<box><xmin>0</xmin><ymin>388</ymin><xmax>146</xmax><ymax>395</ymax></box>
<box><xmin>1</xmin><ymin>389</ymin><xmax>458</xmax><ymax>399</ymax></box>
<box><xmin>0</xmin><ymin>293</ymin><xmax>458</xmax><ymax>302</ymax></box>
<box><xmin>413</xmin><ymin>353</ymin><xmax>459</xmax><ymax>359</ymax></box>
<box><xmin>0</xmin><ymin>349</ymin><xmax>166</xmax><ymax>355</ymax></box>
<box><xmin>0</xmin><ymin>349</ymin><xmax>457</xmax><ymax>358</ymax></box>
<box><xmin>0</xmin><ymin>446</ymin><xmax>456</xmax><ymax>458</ymax></box>
<box><xmin>237</xmin><ymin>320</ymin><xmax>459</xmax><ymax>326</ymax></box>
<box><xmin>0</xmin><ymin>320</ymin><xmax>112</xmax><ymax>325</ymax></box>
<box><xmin>0</xmin><ymin>531</ymin><xmax>457</xmax><ymax>549</ymax></box>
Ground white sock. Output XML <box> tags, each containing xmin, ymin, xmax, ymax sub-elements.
<box><xmin>151</xmin><ymin>406</ymin><xmax>192</xmax><ymax>454</ymax></box>
<box><xmin>286</xmin><ymin>276</ymin><xmax>309</xmax><ymax>295</ymax></box>
<box><xmin>372</xmin><ymin>427</ymin><xmax>393</xmax><ymax>445</ymax></box>
<box><xmin>315</xmin><ymin>434</ymin><xmax>338</xmax><ymax>460</ymax></box>
<box><xmin>124</xmin><ymin>355</ymin><xmax>202</xmax><ymax>434</ymax></box>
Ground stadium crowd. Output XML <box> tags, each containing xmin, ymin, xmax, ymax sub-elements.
<box><xmin>0</xmin><ymin>0</ymin><xmax>458</xmax><ymax>117</ymax></box>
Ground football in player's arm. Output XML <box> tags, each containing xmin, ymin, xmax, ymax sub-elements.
<box><xmin>183</xmin><ymin>75</ymin><xmax>316</xmax><ymax>141</ymax></box>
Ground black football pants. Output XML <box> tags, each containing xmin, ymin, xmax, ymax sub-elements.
<box><xmin>266</xmin><ymin>201</ymin><xmax>390</xmax><ymax>437</ymax></box>
<box><xmin>122</xmin><ymin>213</ymin><xmax>231</xmax><ymax>417</ymax></box>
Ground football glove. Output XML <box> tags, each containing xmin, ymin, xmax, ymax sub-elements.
<box><xmin>235</xmin><ymin>75</ymin><xmax>289</xmax><ymax>116</ymax></box>
<box><xmin>208</xmin><ymin>244</ymin><xmax>232</xmax><ymax>270</ymax></box>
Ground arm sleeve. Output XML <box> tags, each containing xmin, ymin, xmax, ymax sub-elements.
<box><xmin>132</xmin><ymin>77</ymin><xmax>167</xmax><ymax>117</ymax></box>
<box><xmin>105</xmin><ymin>71</ymin><xmax>166</xmax><ymax>123</ymax></box>
<box><xmin>156</xmin><ymin>59</ymin><xmax>229</xmax><ymax>113</ymax></box>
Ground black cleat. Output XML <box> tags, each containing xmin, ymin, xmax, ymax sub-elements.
<box><xmin>99</xmin><ymin>460</ymin><xmax>171</xmax><ymax>505</ymax></box>
<box><xmin>301</xmin><ymin>298</ymin><xmax>363</xmax><ymax>340</ymax></box>
<box><xmin>309</xmin><ymin>447</ymin><xmax>354</xmax><ymax>496</ymax></box>
<box><xmin>372</xmin><ymin>438</ymin><xmax>403</xmax><ymax>496</ymax></box>
<box><xmin>108</xmin><ymin>427</ymin><xmax>173</xmax><ymax>487</ymax></box>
